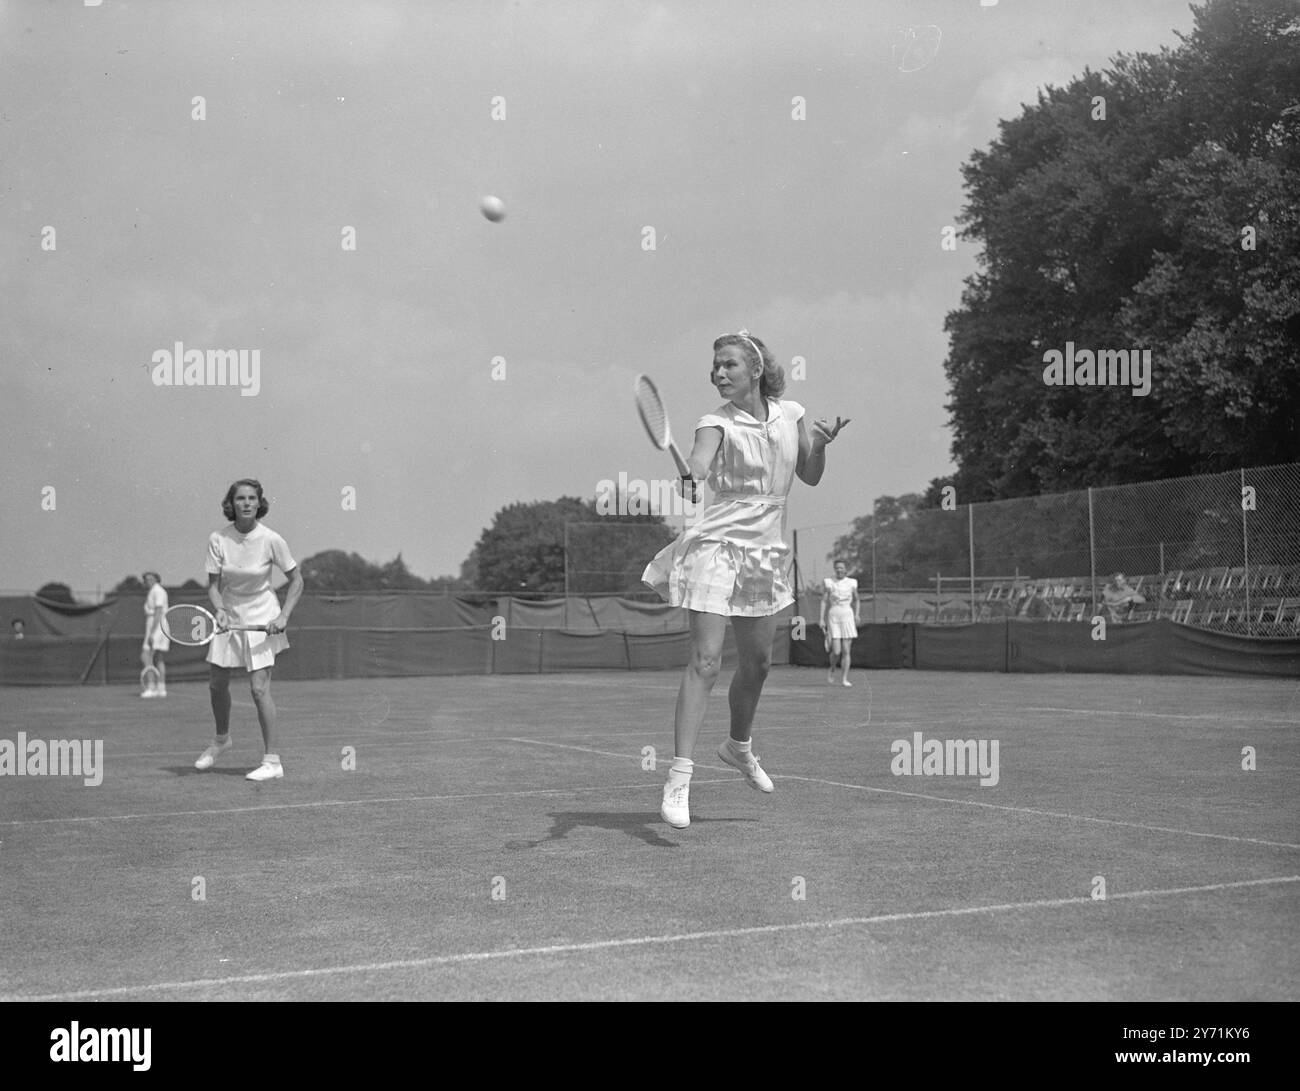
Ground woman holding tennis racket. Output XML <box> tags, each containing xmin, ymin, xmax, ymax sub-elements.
<box><xmin>821</xmin><ymin>560</ymin><xmax>860</xmax><ymax>686</ymax></box>
<box><xmin>193</xmin><ymin>479</ymin><xmax>303</xmax><ymax>781</ymax></box>
<box><xmin>641</xmin><ymin>331</ymin><xmax>849</xmax><ymax>829</ymax></box>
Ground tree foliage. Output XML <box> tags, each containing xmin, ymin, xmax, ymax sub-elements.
<box><xmin>297</xmin><ymin>550</ymin><xmax>462</xmax><ymax>593</ymax></box>
<box><xmin>944</xmin><ymin>0</ymin><xmax>1300</xmax><ymax>500</ymax></box>
<box><xmin>828</xmin><ymin>495</ymin><xmax>971</xmax><ymax>588</ymax></box>
<box><xmin>466</xmin><ymin>497</ymin><xmax>672</xmax><ymax>594</ymax></box>
<box><xmin>35</xmin><ymin>582</ymin><xmax>76</xmax><ymax>604</ymax></box>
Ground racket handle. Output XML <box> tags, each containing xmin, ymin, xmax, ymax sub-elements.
<box><xmin>668</xmin><ymin>441</ymin><xmax>692</xmax><ymax>479</ymax></box>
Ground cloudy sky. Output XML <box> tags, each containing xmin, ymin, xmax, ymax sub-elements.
<box><xmin>0</xmin><ymin>0</ymin><xmax>1199</xmax><ymax>595</ymax></box>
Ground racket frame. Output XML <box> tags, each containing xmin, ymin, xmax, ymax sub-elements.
<box><xmin>161</xmin><ymin>603</ymin><xmax>265</xmax><ymax>647</ymax></box>
<box><xmin>634</xmin><ymin>374</ymin><xmax>693</xmax><ymax>479</ymax></box>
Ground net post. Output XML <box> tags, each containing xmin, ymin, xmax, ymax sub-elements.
<box><xmin>871</xmin><ymin>499</ymin><xmax>878</xmax><ymax>624</ymax></box>
<box><xmin>968</xmin><ymin>502</ymin><xmax>976</xmax><ymax>622</ymax></box>
<box><xmin>563</xmin><ymin>521</ymin><xmax>571</xmax><ymax>630</ymax></box>
<box><xmin>1241</xmin><ymin>467</ymin><xmax>1251</xmax><ymax>635</ymax></box>
<box><xmin>1088</xmin><ymin>487</ymin><xmax>1097</xmax><ymax>617</ymax></box>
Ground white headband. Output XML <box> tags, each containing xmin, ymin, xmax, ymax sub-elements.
<box><xmin>736</xmin><ymin>328</ymin><xmax>763</xmax><ymax>370</ymax></box>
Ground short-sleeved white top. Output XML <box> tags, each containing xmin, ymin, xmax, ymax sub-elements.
<box><xmin>144</xmin><ymin>582</ymin><xmax>169</xmax><ymax>622</ymax></box>
<box><xmin>695</xmin><ymin>398</ymin><xmax>805</xmax><ymax>502</ymax></box>
<box><xmin>205</xmin><ymin>523</ymin><xmax>297</xmax><ymax>627</ymax></box>
<box><xmin>824</xmin><ymin>576</ymin><xmax>857</xmax><ymax>607</ymax></box>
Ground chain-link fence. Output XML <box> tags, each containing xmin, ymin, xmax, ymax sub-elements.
<box><xmin>794</xmin><ymin>463</ymin><xmax>1300</xmax><ymax>636</ymax></box>
<box><xmin>564</xmin><ymin>520</ymin><xmax>677</xmax><ymax>597</ymax></box>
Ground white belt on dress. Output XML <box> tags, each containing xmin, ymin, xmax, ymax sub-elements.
<box><xmin>711</xmin><ymin>491</ymin><xmax>786</xmax><ymax>507</ymax></box>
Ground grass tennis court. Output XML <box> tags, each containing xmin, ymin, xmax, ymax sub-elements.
<box><xmin>2</xmin><ymin>668</ymin><xmax>1297</xmax><ymax>1001</ymax></box>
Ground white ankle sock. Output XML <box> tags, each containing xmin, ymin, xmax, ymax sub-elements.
<box><xmin>669</xmin><ymin>756</ymin><xmax>693</xmax><ymax>781</ymax></box>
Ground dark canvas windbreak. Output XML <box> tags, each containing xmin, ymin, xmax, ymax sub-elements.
<box><xmin>0</xmin><ymin>593</ymin><xmax>794</xmax><ymax>684</ymax></box>
<box><xmin>3</xmin><ymin>591</ymin><xmax>1292</xmax><ymax>682</ymax></box>
<box><xmin>790</xmin><ymin>620</ymin><xmax>1300</xmax><ymax>679</ymax></box>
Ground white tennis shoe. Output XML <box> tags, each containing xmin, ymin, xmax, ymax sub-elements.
<box><xmin>661</xmin><ymin>778</ymin><xmax>690</xmax><ymax>828</ymax></box>
<box><xmin>195</xmin><ymin>737</ymin><xmax>232</xmax><ymax>770</ymax></box>
<box><xmin>246</xmin><ymin>758</ymin><xmax>283</xmax><ymax>782</ymax></box>
<box><xmin>716</xmin><ymin>739</ymin><xmax>774</xmax><ymax>793</ymax></box>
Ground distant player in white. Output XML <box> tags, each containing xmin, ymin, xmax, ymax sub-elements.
<box><xmin>820</xmin><ymin>560</ymin><xmax>860</xmax><ymax>686</ymax></box>
<box><xmin>141</xmin><ymin>571</ymin><xmax>169</xmax><ymax>697</ymax></box>
<box><xmin>194</xmin><ymin>479</ymin><xmax>304</xmax><ymax>781</ymax></box>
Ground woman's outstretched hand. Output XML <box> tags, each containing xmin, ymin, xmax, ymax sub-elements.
<box><xmin>811</xmin><ymin>417</ymin><xmax>851</xmax><ymax>446</ymax></box>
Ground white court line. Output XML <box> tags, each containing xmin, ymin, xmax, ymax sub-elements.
<box><xmin>62</xmin><ymin>720</ymin><xmax>995</xmax><ymax>761</ymax></box>
<box><xmin>0</xmin><ymin>778</ymin><xmax>730</xmax><ymax>827</ymax></box>
<box><xmin>779</xmin><ymin>774</ymin><xmax>1300</xmax><ymax>851</ymax></box>
<box><xmin>1026</xmin><ymin>706</ymin><xmax>1298</xmax><ymax>725</ymax></box>
<box><xmin>507</xmin><ymin>737</ymin><xmax>737</xmax><ymax>776</ymax></box>
<box><xmin>508</xmin><ymin>741</ymin><xmax>1300</xmax><ymax>852</ymax></box>
<box><xmin>509</xmin><ymin>738</ymin><xmax>645</xmax><ymax>762</ymax></box>
<box><xmin>74</xmin><ymin>732</ymin><xmax>657</xmax><ymax>761</ymax></box>
<box><xmin>5</xmin><ymin>874</ymin><xmax>1296</xmax><ymax>1002</ymax></box>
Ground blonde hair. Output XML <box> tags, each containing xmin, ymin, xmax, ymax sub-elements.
<box><xmin>714</xmin><ymin>331</ymin><xmax>786</xmax><ymax>398</ymax></box>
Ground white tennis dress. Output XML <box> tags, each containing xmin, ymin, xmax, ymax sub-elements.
<box><xmin>144</xmin><ymin>582</ymin><xmax>170</xmax><ymax>651</ymax></box>
<box><xmin>824</xmin><ymin>576</ymin><xmax>858</xmax><ymax>639</ymax></box>
<box><xmin>643</xmin><ymin>398</ymin><xmax>804</xmax><ymax>617</ymax></box>
<box><xmin>205</xmin><ymin>522</ymin><xmax>295</xmax><ymax>671</ymax></box>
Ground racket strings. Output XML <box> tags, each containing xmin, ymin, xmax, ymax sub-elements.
<box><xmin>634</xmin><ymin>377</ymin><xmax>670</xmax><ymax>446</ymax></box>
<box><xmin>163</xmin><ymin>604</ymin><xmax>218</xmax><ymax>644</ymax></box>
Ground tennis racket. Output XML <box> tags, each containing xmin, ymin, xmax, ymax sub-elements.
<box><xmin>633</xmin><ymin>374</ymin><xmax>692</xmax><ymax>478</ymax></box>
<box><xmin>161</xmin><ymin>604</ymin><xmax>266</xmax><ymax>646</ymax></box>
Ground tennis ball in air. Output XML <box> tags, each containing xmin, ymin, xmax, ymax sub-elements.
<box><xmin>480</xmin><ymin>195</ymin><xmax>506</xmax><ymax>222</ymax></box>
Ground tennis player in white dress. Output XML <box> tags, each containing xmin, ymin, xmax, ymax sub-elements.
<box><xmin>194</xmin><ymin>479</ymin><xmax>304</xmax><ymax>781</ymax></box>
<box><xmin>141</xmin><ymin>572</ymin><xmax>169</xmax><ymax>697</ymax></box>
<box><xmin>820</xmin><ymin>561</ymin><xmax>860</xmax><ymax>686</ymax></box>
<box><xmin>643</xmin><ymin>330</ymin><xmax>849</xmax><ymax>829</ymax></box>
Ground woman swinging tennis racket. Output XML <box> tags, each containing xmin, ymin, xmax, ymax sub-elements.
<box><xmin>642</xmin><ymin>331</ymin><xmax>849</xmax><ymax>829</ymax></box>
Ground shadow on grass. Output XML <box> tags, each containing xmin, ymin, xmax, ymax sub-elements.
<box><xmin>506</xmin><ymin>810</ymin><xmax>757</xmax><ymax>850</ymax></box>
<box><xmin>161</xmin><ymin>765</ymin><xmax>256</xmax><ymax>777</ymax></box>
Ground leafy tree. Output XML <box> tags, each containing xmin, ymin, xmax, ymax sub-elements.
<box><xmin>296</xmin><ymin>550</ymin><xmax>460</xmax><ymax>592</ymax></box>
<box><xmin>298</xmin><ymin>551</ymin><xmax>375</xmax><ymax>591</ymax></box>
<box><xmin>35</xmin><ymin>582</ymin><xmax>76</xmax><ymax>603</ymax></box>
<box><xmin>112</xmin><ymin>575</ymin><xmax>146</xmax><ymax>594</ymax></box>
<box><xmin>827</xmin><ymin>495</ymin><xmax>970</xmax><ymax>588</ymax></box>
<box><xmin>944</xmin><ymin>0</ymin><xmax>1300</xmax><ymax>499</ymax></box>
<box><xmin>467</xmin><ymin>497</ymin><xmax>672</xmax><ymax>593</ymax></box>
<box><xmin>471</xmin><ymin>498</ymin><xmax>594</xmax><ymax>593</ymax></box>
<box><xmin>376</xmin><ymin>553</ymin><xmax>427</xmax><ymax>591</ymax></box>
